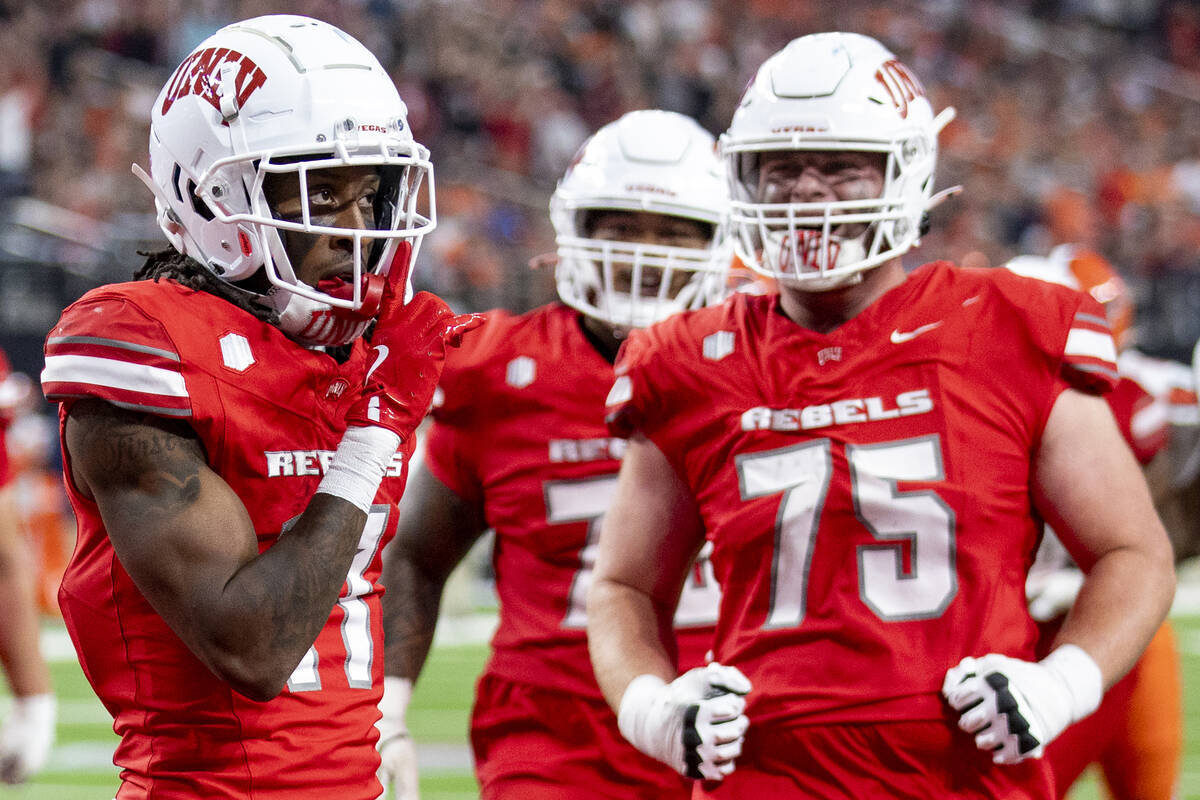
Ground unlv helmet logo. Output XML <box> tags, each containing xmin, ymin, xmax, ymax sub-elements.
<box><xmin>161</xmin><ymin>47</ymin><xmax>268</xmax><ymax>117</ymax></box>
<box><xmin>873</xmin><ymin>59</ymin><xmax>925</xmax><ymax>119</ymax></box>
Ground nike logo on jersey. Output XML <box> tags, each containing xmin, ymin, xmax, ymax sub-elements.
<box><xmin>890</xmin><ymin>321</ymin><xmax>943</xmax><ymax>343</ymax></box>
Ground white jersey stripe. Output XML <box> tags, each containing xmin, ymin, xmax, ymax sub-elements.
<box><xmin>1065</xmin><ymin>328</ymin><xmax>1118</xmax><ymax>365</ymax></box>
<box><xmin>42</xmin><ymin>354</ymin><xmax>188</xmax><ymax>397</ymax></box>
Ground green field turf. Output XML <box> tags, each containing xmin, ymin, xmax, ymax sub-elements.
<box><xmin>3</xmin><ymin>616</ymin><xmax>1198</xmax><ymax>800</ymax></box>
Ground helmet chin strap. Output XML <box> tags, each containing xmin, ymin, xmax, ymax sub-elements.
<box><xmin>315</xmin><ymin>272</ymin><xmax>386</xmax><ymax>321</ymax></box>
<box><xmin>274</xmin><ymin>236</ymin><xmax>416</xmax><ymax>346</ymax></box>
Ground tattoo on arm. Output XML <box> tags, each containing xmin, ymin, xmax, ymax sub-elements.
<box><xmin>66</xmin><ymin>399</ymin><xmax>207</xmax><ymax>509</ymax></box>
<box><xmin>233</xmin><ymin>494</ymin><xmax>367</xmax><ymax>665</ymax></box>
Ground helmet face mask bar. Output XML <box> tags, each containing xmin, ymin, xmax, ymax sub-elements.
<box><xmin>202</xmin><ymin>141</ymin><xmax>434</xmax><ymax>314</ymax></box>
<box><xmin>720</xmin><ymin>32</ymin><xmax>955</xmax><ymax>292</ymax></box>
<box><xmin>553</xmin><ymin>225</ymin><xmax>727</xmax><ymax>329</ymax></box>
<box><xmin>135</xmin><ymin>14</ymin><xmax>436</xmax><ymax>347</ymax></box>
<box><xmin>731</xmin><ymin>141</ymin><xmax>925</xmax><ymax>289</ymax></box>
<box><xmin>550</xmin><ymin>109</ymin><xmax>731</xmax><ymax>330</ymax></box>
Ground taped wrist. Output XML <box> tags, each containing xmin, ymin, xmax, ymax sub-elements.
<box><xmin>381</xmin><ymin>676</ymin><xmax>415</xmax><ymax>734</ymax></box>
<box><xmin>378</xmin><ymin>676</ymin><xmax>413</xmax><ymax>741</ymax></box>
<box><xmin>317</xmin><ymin>426</ymin><xmax>401</xmax><ymax>512</ymax></box>
<box><xmin>617</xmin><ymin>674</ymin><xmax>674</xmax><ymax>761</ymax></box>
<box><xmin>1041</xmin><ymin>643</ymin><xmax>1103</xmax><ymax>722</ymax></box>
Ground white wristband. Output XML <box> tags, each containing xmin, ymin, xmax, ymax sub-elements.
<box><xmin>617</xmin><ymin>673</ymin><xmax>668</xmax><ymax>749</ymax></box>
<box><xmin>318</xmin><ymin>426</ymin><xmax>401</xmax><ymax>512</ymax></box>
<box><xmin>1041</xmin><ymin>643</ymin><xmax>1103</xmax><ymax>722</ymax></box>
<box><xmin>378</xmin><ymin>676</ymin><xmax>413</xmax><ymax>738</ymax></box>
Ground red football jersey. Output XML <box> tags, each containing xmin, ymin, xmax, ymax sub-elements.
<box><xmin>424</xmin><ymin>303</ymin><xmax>719</xmax><ymax>699</ymax></box>
<box><xmin>42</xmin><ymin>279</ymin><xmax>410</xmax><ymax>799</ymax></box>
<box><xmin>607</xmin><ymin>262</ymin><xmax>1118</xmax><ymax>728</ymax></box>
<box><xmin>1107</xmin><ymin>376</ymin><xmax>1168</xmax><ymax>465</ymax></box>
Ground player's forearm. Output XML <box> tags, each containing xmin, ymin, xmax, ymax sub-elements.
<box><xmin>1052</xmin><ymin>542</ymin><xmax>1175</xmax><ymax>688</ymax></box>
<box><xmin>66</xmin><ymin>404</ymin><xmax>365</xmax><ymax>700</ymax></box>
<box><xmin>198</xmin><ymin>424</ymin><xmax>403</xmax><ymax>698</ymax></box>
<box><xmin>587</xmin><ymin>577</ymin><xmax>678</xmax><ymax>713</ymax></box>
<box><xmin>200</xmin><ymin>493</ymin><xmax>367</xmax><ymax>700</ymax></box>
<box><xmin>380</xmin><ymin>553</ymin><xmax>446</xmax><ymax>680</ymax></box>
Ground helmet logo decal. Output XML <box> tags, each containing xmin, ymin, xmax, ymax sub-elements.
<box><xmin>873</xmin><ymin>59</ymin><xmax>925</xmax><ymax>119</ymax></box>
<box><xmin>161</xmin><ymin>47</ymin><xmax>268</xmax><ymax>117</ymax></box>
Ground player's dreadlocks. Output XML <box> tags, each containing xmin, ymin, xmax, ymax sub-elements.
<box><xmin>134</xmin><ymin>247</ymin><xmax>358</xmax><ymax>362</ymax></box>
<box><xmin>134</xmin><ymin>248</ymin><xmax>278</xmax><ymax>325</ymax></box>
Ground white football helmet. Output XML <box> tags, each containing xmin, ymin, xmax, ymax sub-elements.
<box><xmin>134</xmin><ymin>14</ymin><xmax>435</xmax><ymax>346</ymax></box>
<box><xmin>550</xmin><ymin>110</ymin><xmax>729</xmax><ymax>329</ymax></box>
<box><xmin>721</xmin><ymin>32</ymin><xmax>956</xmax><ymax>291</ymax></box>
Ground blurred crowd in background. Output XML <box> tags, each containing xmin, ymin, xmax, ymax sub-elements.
<box><xmin>0</xmin><ymin>0</ymin><xmax>1198</xmax><ymax>365</ymax></box>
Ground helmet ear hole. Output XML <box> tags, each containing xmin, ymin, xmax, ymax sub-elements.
<box><xmin>186</xmin><ymin>179</ymin><xmax>215</xmax><ymax>222</ymax></box>
<box><xmin>171</xmin><ymin>163</ymin><xmax>185</xmax><ymax>203</ymax></box>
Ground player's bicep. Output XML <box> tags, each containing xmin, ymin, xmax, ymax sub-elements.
<box><xmin>594</xmin><ymin>434</ymin><xmax>704</xmax><ymax>608</ymax></box>
<box><xmin>64</xmin><ymin>399</ymin><xmax>258</xmax><ymax>618</ymax></box>
<box><xmin>1033</xmin><ymin>388</ymin><xmax>1170</xmax><ymax>570</ymax></box>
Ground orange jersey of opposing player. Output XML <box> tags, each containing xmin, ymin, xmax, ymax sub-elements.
<box><xmin>42</xmin><ymin>280</ymin><xmax>411</xmax><ymax>800</ymax></box>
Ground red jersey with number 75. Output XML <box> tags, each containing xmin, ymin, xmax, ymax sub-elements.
<box><xmin>606</xmin><ymin>261</ymin><xmax>1118</xmax><ymax>728</ymax></box>
<box><xmin>425</xmin><ymin>302</ymin><xmax>719</xmax><ymax>699</ymax></box>
<box><xmin>41</xmin><ymin>279</ymin><xmax>410</xmax><ymax>800</ymax></box>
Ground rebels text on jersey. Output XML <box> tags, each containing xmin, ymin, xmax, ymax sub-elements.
<box><xmin>426</xmin><ymin>303</ymin><xmax>719</xmax><ymax>699</ymax></box>
<box><xmin>607</xmin><ymin>261</ymin><xmax>1119</xmax><ymax>728</ymax></box>
<box><xmin>41</xmin><ymin>279</ymin><xmax>409</xmax><ymax>800</ymax></box>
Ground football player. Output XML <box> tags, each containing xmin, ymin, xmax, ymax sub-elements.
<box><xmin>376</xmin><ymin>110</ymin><xmax>727</xmax><ymax>800</ymax></box>
<box><xmin>1009</xmin><ymin>246</ymin><xmax>1183</xmax><ymax>800</ymax></box>
<box><xmin>0</xmin><ymin>351</ymin><xmax>55</xmax><ymax>784</ymax></box>
<box><xmin>38</xmin><ymin>15</ymin><xmax>478</xmax><ymax>799</ymax></box>
<box><xmin>588</xmin><ymin>32</ymin><xmax>1175</xmax><ymax>798</ymax></box>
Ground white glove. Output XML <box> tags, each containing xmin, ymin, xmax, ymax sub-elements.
<box><xmin>617</xmin><ymin>662</ymin><xmax>751</xmax><ymax>781</ymax></box>
<box><xmin>376</xmin><ymin>677</ymin><xmax>419</xmax><ymax>800</ymax></box>
<box><xmin>1024</xmin><ymin>567</ymin><xmax>1084</xmax><ymax>622</ymax></box>
<box><xmin>0</xmin><ymin>693</ymin><xmax>56</xmax><ymax>784</ymax></box>
<box><xmin>942</xmin><ymin>645</ymin><xmax>1102</xmax><ymax>764</ymax></box>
